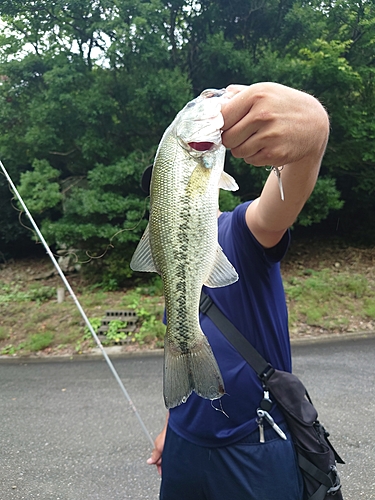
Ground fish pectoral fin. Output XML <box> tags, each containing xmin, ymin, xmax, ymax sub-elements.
<box><xmin>218</xmin><ymin>171</ymin><xmax>239</xmax><ymax>191</ymax></box>
<box><xmin>163</xmin><ymin>334</ymin><xmax>225</xmax><ymax>409</ymax></box>
<box><xmin>130</xmin><ymin>223</ymin><xmax>160</xmax><ymax>273</ymax></box>
<box><xmin>204</xmin><ymin>245</ymin><xmax>239</xmax><ymax>288</ymax></box>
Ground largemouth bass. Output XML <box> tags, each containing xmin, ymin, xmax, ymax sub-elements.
<box><xmin>130</xmin><ymin>89</ymin><xmax>239</xmax><ymax>409</ymax></box>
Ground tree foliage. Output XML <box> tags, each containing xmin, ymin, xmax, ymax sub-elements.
<box><xmin>0</xmin><ymin>0</ymin><xmax>374</xmax><ymax>280</ymax></box>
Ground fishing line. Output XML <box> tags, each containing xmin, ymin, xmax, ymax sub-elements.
<box><xmin>0</xmin><ymin>159</ymin><xmax>155</xmax><ymax>448</ymax></box>
<box><xmin>7</xmin><ymin>185</ymin><xmax>149</xmax><ymax>267</ymax></box>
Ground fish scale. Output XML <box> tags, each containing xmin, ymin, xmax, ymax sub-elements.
<box><xmin>130</xmin><ymin>89</ymin><xmax>239</xmax><ymax>408</ymax></box>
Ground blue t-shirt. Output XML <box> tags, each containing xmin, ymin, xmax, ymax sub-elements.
<box><xmin>168</xmin><ymin>202</ymin><xmax>292</xmax><ymax>447</ymax></box>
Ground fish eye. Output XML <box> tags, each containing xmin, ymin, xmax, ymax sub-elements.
<box><xmin>201</xmin><ymin>88</ymin><xmax>226</xmax><ymax>99</ymax></box>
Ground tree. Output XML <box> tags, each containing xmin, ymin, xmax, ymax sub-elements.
<box><xmin>1</xmin><ymin>0</ymin><xmax>374</xmax><ymax>273</ymax></box>
<box><xmin>0</xmin><ymin>1</ymin><xmax>192</xmax><ymax>269</ymax></box>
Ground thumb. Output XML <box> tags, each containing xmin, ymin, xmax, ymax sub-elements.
<box><xmin>221</xmin><ymin>85</ymin><xmax>254</xmax><ymax>131</ymax></box>
<box><xmin>147</xmin><ymin>448</ymin><xmax>161</xmax><ymax>465</ymax></box>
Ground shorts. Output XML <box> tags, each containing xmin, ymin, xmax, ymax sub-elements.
<box><xmin>160</xmin><ymin>424</ymin><xmax>304</xmax><ymax>500</ymax></box>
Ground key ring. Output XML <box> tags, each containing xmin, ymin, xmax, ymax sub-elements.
<box><xmin>265</xmin><ymin>165</ymin><xmax>285</xmax><ymax>201</ymax></box>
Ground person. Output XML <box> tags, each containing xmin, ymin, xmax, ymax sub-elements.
<box><xmin>147</xmin><ymin>82</ymin><xmax>330</xmax><ymax>500</ymax></box>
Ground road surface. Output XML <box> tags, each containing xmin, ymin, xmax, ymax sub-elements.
<box><xmin>1</xmin><ymin>335</ymin><xmax>374</xmax><ymax>499</ymax></box>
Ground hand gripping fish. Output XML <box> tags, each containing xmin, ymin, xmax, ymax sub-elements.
<box><xmin>130</xmin><ymin>89</ymin><xmax>239</xmax><ymax>409</ymax></box>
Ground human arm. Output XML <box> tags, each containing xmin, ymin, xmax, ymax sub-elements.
<box><xmin>221</xmin><ymin>82</ymin><xmax>330</xmax><ymax>248</ymax></box>
<box><xmin>147</xmin><ymin>413</ymin><xmax>169</xmax><ymax>476</ymax></box>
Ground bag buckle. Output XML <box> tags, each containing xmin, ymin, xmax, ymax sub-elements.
<box><xmin>260</xmin><ymin>364</ymin><xmax>275</xmax><ymax>383</ymax></box>
<box><xmin>200</xmin><ymin>293</ymin><xmax>213</xmax><ymax>314</ymax></box>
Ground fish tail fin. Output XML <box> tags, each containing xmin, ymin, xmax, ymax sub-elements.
<box><xmin>163</xmin><ymin>333</ymin><xmax>225</xmax><ymax>409</ymax></box>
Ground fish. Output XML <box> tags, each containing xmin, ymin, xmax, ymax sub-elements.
<box><xmin>130</xmin><ymin>89</ymin><xmax>239</xmax><ymax>409</ymax></box>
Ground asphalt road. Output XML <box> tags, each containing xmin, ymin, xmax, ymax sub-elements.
<box><xmin>0</xmin><ymin>335</ymin><xmax>374</xmax><ymax>500</ymax></box>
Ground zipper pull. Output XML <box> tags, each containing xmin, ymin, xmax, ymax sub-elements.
<box><xmin>257</xmin><ymin>409</ymin><xmax>287</xmax><ymax>441</ymax></box>
<box><xmin>257</xmin><ymin>415</ymin><xmax>265</xmax><ymax>443</ymax></box>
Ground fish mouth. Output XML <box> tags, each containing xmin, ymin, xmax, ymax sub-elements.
<box><xmin>188</xmin><ymin>141</ymin><xmax>215</xmax><ymax>152</ymax></box>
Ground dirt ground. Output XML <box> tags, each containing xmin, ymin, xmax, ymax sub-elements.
<box><xmin>1</xmin><ymin>237</ymin><xmax>374</xmax><ymax>357</ymax></box>
<box><xmin>2</xmin><ymin>237</ymin><xmax>373</xmax><ymax>285</ymax></box>
<box><xmin>282</xmin><ymin>238</ymin><xmax>375</xmax><ymax>337</ymax></box>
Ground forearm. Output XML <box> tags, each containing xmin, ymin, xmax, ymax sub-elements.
<box><xmin>220</xmin><ymin>82</ymin><xmax>330</xmax><ymax>247</ymax></box>
<box><xmin>252</xmin><ymin>154</ymin><xmax>323</xmax><ymax>233</ymax></box>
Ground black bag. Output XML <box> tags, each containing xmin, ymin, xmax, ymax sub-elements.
<box><xmin>266</xmin><ymin>370</ymin><xmax>344</xmax><ymax>500</ymax></box>
<box><xmin>200</xmin><ymin>292</ymin><xmax>345</xmax><ymax>500</ymax></box>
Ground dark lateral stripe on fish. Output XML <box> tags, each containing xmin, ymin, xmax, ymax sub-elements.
<box><xmin>173</xmin><ymin>195</ymin><xmax>190</xmax><ymax>352</ymax></box>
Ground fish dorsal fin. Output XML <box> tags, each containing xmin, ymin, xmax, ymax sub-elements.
<box><xmin>218</xmin><ymin>171</ymin><xmax>239</xmax><ymax>192</ymax></box>
<box><xmin>204</xmin><ymin>245</ymin><xmax>239</xmax><ymax>288</ymax></box>
<box><xmin>130</xmin><ymin>223</ymin><xmax>160</xmax><ymax>273</ymax></box>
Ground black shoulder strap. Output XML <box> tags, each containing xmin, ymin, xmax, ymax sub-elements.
<box><xmin>200</xmin><ymin>291</ymin><xmax>275</xmax><ymax>383</ymax></box>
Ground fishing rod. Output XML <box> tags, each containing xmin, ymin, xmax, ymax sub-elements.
<box><xmin>0</xmin><ymin>159</ymin><xmax>155</xmax><ymax>448</ymax></box>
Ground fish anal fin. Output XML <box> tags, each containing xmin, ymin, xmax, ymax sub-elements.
<box><xmin>130</xmin><ymin>224</ymin><xmax>160</xmax><ymax>273</ymax></box>
<box><xmin>163</xmin><ymin>334</ymin><xmax>225</xmax><ymax>409</ymax></box>
<box><xmin>204</xmin><ymin>245</ymin><xmax>238</xmax><ymax>288</ymax></box>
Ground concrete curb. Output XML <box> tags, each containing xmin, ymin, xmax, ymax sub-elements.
<box><xmin>1</xmin><ymin>331</ymin><xmax>375</xmax><ymax>364</ymax></box>
<box><xmin>0</xmin><ymin>347</ymin><xmax>164</xmax><ymax>364</ymax></box>
<box><xmin>290</xmin><ymin>330</ymin><xmax>375</xmax><ymax>345</ymax></box>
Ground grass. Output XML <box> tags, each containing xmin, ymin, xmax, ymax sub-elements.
<box><xmin>0</xmin><ymin>275</ymin><xmax>166</xmax><ymax>356</ymax></box>
<box><xmin>364</xmin><ymin>300</ymin><xmax>375</xmax><ymax>319</ymax></box>
<box><xmin>0</xmin><ymin>241</ymin><xmax>374</xmax><ymax>355</ymax></box>
<box><xmin>282</xmin><ymin>240</ymin><xmax>375</xmax><ymax>337</ymax></box>
<box><xmin>284</xmin><ymin>269</ymin><xmax>374</xmax><ymax>334</ymax></box>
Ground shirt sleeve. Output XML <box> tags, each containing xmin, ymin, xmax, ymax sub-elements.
<box><xmin>222</xmin><ymin>202</ymin><xmax>291</xmax><ymax>265</ymax></box>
